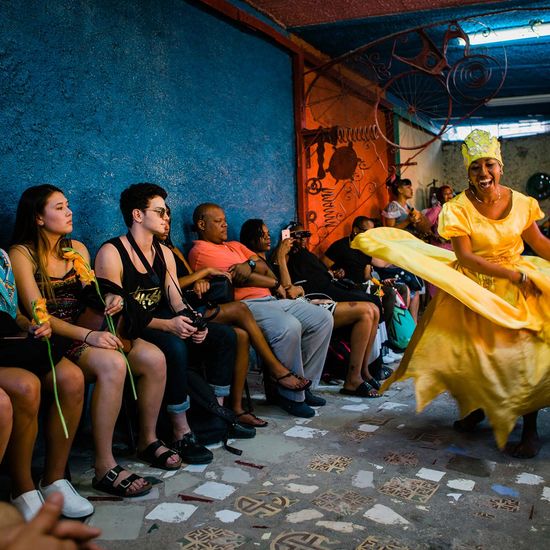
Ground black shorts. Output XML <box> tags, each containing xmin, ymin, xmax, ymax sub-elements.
<box><xmin>0</xmin><ymin>334</ymin><xmax>71</xmax><ymax>377</ymax></box>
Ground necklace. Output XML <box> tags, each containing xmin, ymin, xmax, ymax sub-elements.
<box><xmin>470</xmin><ymin>185</ymin><xmax>501</xmax><ymax>205</ymax></box>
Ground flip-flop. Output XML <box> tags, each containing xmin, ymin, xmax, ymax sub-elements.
<box><xmin>137</xmin><ymin>440</ymin><xmax>182</xmax><ymax>470</ymax></box>
<box><xmin>236</xmin><ymin>411</ymin><xmax>269</xmax><ymax>428</ymax></box>
<box><xmin>339</xmin><ymin>381</ymin><xmax>380</xmax><ymax>398</ymax></box>
<box><xmin>272</xmin><ymin>371</ymin><xmax>312</xmax><ymax>392</ymax></box>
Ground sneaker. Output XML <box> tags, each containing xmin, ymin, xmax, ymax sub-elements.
<box><xmin>382</xmin><ymin>354</ymin><xmax>397</xmax><ymax>364</ymax></box>
<box><xmin>173</xmin><ymin>432</ymin><xmax>214</xmax><ymax>464</ymax></box>
<box><xmin>305</xmin><ymin>389</ymin><xmax>326</xmax><ymax>406</ymax></box>
<box><xmin>276</xmin><ymin>395</ymin><xmax>315</xmax><ymax>418</ymax></box>
<box><xmin>228</xmin><ymin>423</ymin><xmax>256</xmax><ymax>439</ymax></box>
<box><xmin>39</xmin><ymin>479</ymin><xmax>94</xmax><ymax>519</ymax></box>
<box><xmin>11</xmin><ymin>489</ymin><xmax>44</xmax><ymax>522</ymax></box>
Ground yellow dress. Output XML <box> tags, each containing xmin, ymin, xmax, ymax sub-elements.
<box><xmin>352</xmin><ymin>189</ymin><xmax>550</xmax><ymax>449</ymax></box>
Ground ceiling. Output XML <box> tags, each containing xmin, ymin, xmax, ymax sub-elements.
<box><xmin>247</xmin><ymin>0</ymin><xmax>550</xmax><ymax>128</ymax></box>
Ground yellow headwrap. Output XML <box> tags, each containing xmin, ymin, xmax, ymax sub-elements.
<box><xmin>461</xmin><ymin>129</ymin><xmax>503</xmax><ymax>168</ymax></box>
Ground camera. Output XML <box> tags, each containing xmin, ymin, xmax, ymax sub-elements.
<box><xmin>290</xmin><ymin>230</ymin><xmax>311</xmax><ymax>239</ymax></box>
<box><xmin>178</xmin><ymin>308</ymin><xmax>208</xmax><ymax>331</ymax></box>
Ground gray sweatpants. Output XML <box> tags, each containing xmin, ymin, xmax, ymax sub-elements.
<box><xmin>243</xmin><ymin>296</ymin><xmax>333</xmax><ymax>402</ymax></box>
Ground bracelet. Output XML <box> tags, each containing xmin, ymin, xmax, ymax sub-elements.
<box><xmin>518</xmin><ymin>271</ymin><xmax>527</xmax><ymax>285</ymax></box>
<box><xmin>84</xmin><ymin>330</ymin><xmax>94</xmax><ymax>344</ymax></box>
<box><xmin>272</xmin><ymin>279</ymin><xmax>281</xmax><ymax>289</ymax></box>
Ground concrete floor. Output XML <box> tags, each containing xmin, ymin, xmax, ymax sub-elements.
<box><xmin>60</xmin><ymin>368</ymin><xmax>550</xmax><ymax>550</ymax></box>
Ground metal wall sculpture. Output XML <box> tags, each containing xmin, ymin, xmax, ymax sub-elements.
<box><xmin>301</xmin><ymin>17</ymin><xmax>508</xmax><ymax>252</ymax></box>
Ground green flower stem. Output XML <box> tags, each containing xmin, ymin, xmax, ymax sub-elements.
<box><xmin>94</xmin><ymin>280</ymin><xmax>137</xmax><ymax>400</ymax></box>
<box><xmin>62</xmin><ymin>249</ymin><xmax>138</xmax><ymax>401</ymax></box>
<box><xmin>45</xmin><ymin>337</ymin><xmax>69</xmax><ymax>439</ymax></box>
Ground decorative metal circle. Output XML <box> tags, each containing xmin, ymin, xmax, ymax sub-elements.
<box><xmin>306</xmin><ymin>178</ymin><xmax>323</xmax><ymax>195</ymax></box>
<box><xmin>447</xmin><ymin>53</ymin><xmax>506</xmax><ymax>105</ymax></box>
<box><xmin>374</xmin><ymin>70</ymin><xmax>452</xmax><ymax>150</ymax></box>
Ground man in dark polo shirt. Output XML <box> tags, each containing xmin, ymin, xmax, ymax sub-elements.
<box><xmin>322</xmin><ymin>216</ymin><xmax>375</xmax><ymax>284</ymax></box>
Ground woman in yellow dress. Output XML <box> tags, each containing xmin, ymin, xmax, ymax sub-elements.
<box><xmin>352</xmin><ymin>129</ymin><xmax>550</xmax><ymax>457</ymax></box>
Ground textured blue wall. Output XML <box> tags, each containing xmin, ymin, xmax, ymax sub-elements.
<box><xmin>0</xmin><ymin>0</ymin><xmax>296</xmax><ymax>255</ymax></box>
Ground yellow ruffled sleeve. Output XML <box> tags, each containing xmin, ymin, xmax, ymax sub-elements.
<box><xmin>438</xmin><ymin>200</ymin><xmax>471</xmax><ymax>239</ymax></box>
<box><xmin>525</xmin><ymin>196</ymin><xmax>545</xmax><ymax>228</ymax></box>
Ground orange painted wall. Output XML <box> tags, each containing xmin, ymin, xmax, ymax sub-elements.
<box><xmin>300</xmin><ymin>70</ymin><xmax>392</xmax><ymax>255</ymax></box>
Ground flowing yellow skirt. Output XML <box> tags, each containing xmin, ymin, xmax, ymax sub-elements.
<box><xmin>353</xmin><ymin>228</ymin><xmax>550</xmax><ymax>448</ymax></box>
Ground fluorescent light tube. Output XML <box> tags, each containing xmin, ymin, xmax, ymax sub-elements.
<box><xmin>486</xmin><ymin>94</ymin><xmax>550</xmax><ymax>107</ymax></box>
<box><xmin>458</xmin><ymin>21</ymin><xmax>550</xmax><ymax>45</ymax></box>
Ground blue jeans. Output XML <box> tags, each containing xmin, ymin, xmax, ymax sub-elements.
<box><xmin>243</xmin><ymin>297</ymin><xmax>333</xmax><ymax>402</ymax></box>
<box><xmin>141</xmin><ymin>308</ymin><xmax>235</xmax><ymax>413</ymax></box>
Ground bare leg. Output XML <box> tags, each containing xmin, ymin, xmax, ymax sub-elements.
<box><xmin>213</xmin><ymin>302</ymin><xmax>308</xmax><ymax>390</ymax></box>
<box><xmin>409</xmin><ymin>292</ymin><xmax>420</xmax><ymax>323</ymax></box>
<box><xmin>453</xmin><ymin>408</ymin><xmax>485</xmax><ymax>432</ymax></box>
<box><xmin>333</xmin><ymin>302</ymin><xmax>379</xmax><ymax>394</ymax></box>
<box><xmin>41</xmin><ymin>359</ymin><xmax>84</xmax><ymax>485</ymax></box>
<box><xmin>228</xmin><ymin>327</ymin><xmax>267</xmax><ymax>426</ymax></box>
<box><xmin>509</xmin><ymin>411</ymin><xmax>541</xmax><ymax>459</ymax></box>
<box><xmin>78</xmin><ymin>347</ymin><xmax>148</xmax><ymax>494</ymax></box>
<box><xmin>0</xmin><ymin>368</ymin><xmax>41</xmax><ymax>497</ymax></box>
<box><xmin>129</xmin><ymin>339</ymin><xmax>180</xmax><ymax>468</ymax></box>
<box><xmin>0</xmin><ymin>388</ymin><xmax>13</xmax><ymax>463</ymax></box>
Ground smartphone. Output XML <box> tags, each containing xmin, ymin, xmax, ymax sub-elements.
<box><xmin>281</xmin><ymin>229</ymin><xmax>291</xmax><ymax>240</ymax></box>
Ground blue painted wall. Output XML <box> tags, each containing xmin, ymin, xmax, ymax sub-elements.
<box><xmin>0</xmin><ymin>0</ymin><xmax>296</xmax><ymax>255</ymax></box>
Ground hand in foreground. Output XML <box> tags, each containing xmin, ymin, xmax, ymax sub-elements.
<box><xmin>0</xmin><ymin>492</ymin><xmax>102</xmax><ymax>550</ymax></box>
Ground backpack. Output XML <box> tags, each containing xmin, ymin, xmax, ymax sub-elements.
<box><xmin>388</xmin><ymin>302</ymin><xmax>416</xmax><ymax>350</ymax></box>
<box><xmin>186</xmin><ymin>369</ymin><xmax>247</xmax><ymax>455</ymax></box>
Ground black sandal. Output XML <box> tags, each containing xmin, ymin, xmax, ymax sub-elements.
<box><xmin>236</xmin><ymin>411</ymin><xmax>269</xmax><ymax>428</ymax></box>
<box><xmin>92</xmin><ymin>465</ymin><xmax>152</xmax><ymax>498</ymax></box>
<box><xmin>339</xmin><ymin>381</ymin><xmax>380</xmax><ymax>398</ymax></box>
<box><xmin>272</xmin><ymin>372</ymin><xmax>312</xmax><ymax>392</ymax></box>
<box><xmin>137</xmin><ymin>440</ymin><xmax>182</xmax><ymax>470</ymax></box>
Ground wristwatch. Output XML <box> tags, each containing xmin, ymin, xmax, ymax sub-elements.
<box><xmin>247</xmin><ymin>259</ymin><xmax>256</xmax><ymax>271</ymax></box>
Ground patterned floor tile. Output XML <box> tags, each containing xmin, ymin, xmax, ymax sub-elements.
<box><xmin>489</xmin><ymin>498</ymin><xmax>520</xmax><ymax>512</ymax></box>
<box><xmin>409</xmin><ymin>432</ymin><xmax>445</xmax><ymax>447</ymax></box>
<box><xmin>378</xmin><ymin>477</ymin><xmax>439</xmax><ymax>503</ymax></box>
<box><xmin>356</xmin><ymin>535</ymin><xmax>412</xmax><ymax>550</ymax></box>
<box><xmin>270</xmin><ymin>531</ymin><xmax>335</xmax><ymax>549</ymax></box>
<box><xmin>344</xmin><ymin>430</ymin><xmax>374</xmax><ymax>442</ymax></box>
<box><xmin>308</xmin><ymin>454</ymin><xmax>353</xmax><ymax>474</ymax></box>
<box><xmin>178</xmin><ymin>527</ymin><xmax>246</xmax><ymax>549</ymax></box>
<box><xmin>312</xmin><ymin>490</ymin><xmax>373</xmax><ymax>515</ymax></box>
<box><xmin>234</xmin><ymin>491</ymin><xmax>297</xmax><ymax>518</ymax></box>
<box><xmin>384</xmin><ymin>452</ymin><xmax>419</xmax><ymax>466</ymax></box>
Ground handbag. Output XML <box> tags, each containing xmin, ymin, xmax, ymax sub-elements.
<box><xmin>388</xmin><ymin>296</ymin><xmax>416</xmax><ymax>351</ymax></box>
<box><xmin>185</xmin><ymin>275</ymin><xmax>234</xmax><ymax>309</ymax></box>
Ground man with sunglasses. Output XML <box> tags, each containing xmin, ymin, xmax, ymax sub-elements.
<box><xmin>94</xmin><ymin>183</ymin><xmax>239</xmax><ymax>465</ymax></box>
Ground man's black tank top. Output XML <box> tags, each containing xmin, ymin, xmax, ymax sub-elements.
<box><xmin>107</xmin><ymin>237</ymin><xmax>168</xmax><ymax>312</ymax></box>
